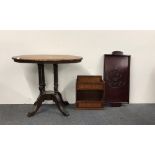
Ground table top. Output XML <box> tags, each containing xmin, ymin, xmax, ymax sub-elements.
<box><xmin>12</xmin><ymin>55</ymin><xmax>83</xmax><ymax>64</ymax></box>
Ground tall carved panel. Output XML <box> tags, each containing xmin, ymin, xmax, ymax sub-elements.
<box><xmin>104</xmin><ymin>51</ymin><xmax>131</xmax><ymax>106</ymax></box>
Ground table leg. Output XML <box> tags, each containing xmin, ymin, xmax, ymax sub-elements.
<box><xmin>27</xmin><ymin>63</ymin><xmax>69</xmax><ymax>117</ymax></box>
<box><xmin>53</xmin><ymin>93</ymin><xmax>69</xmax><ymax>116</ymax></box>
<box><xmin>53</xmin><ymin>64</ymin><xmax>69</xmax><ymax>116</ymax></box>
<box><xmin>27</xmin><ymin>64</ymin><xmax>46</xmax><ymax>117</ymax></box>
<box><xmin>27</xmin><ymin>94</ymin><xmax>45</xmax><ymax>117</ymax></box>
<box><xmin>53</xmin><ymin>64</ymin><xmax>69</xmax><ymax>106</ymax></box>
<box><xmin>57</xmin><ymin>92</ymin><xmax>69</xmax><ymax>105</ymax></box>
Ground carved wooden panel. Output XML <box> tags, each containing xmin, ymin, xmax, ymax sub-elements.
<box><xmin>104</xmin><ymin>52</ymin><xmax>131</xmax><ymax>106</ymax></box>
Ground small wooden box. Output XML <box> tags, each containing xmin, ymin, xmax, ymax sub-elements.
<box><xmin>76</xmin><ymin>76</ymin><xmax>104</xmax><ymax>109</ymax></box>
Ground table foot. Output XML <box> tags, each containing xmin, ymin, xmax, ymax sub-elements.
<box><xmin>27</xmin><ymin>111</ymin><xmax>36</xmax><ymax>117</ymax></box>
<box><xmin>53</xmin><ymin>93</ymin><xmax>69</xmax><ymax>116</ymax></box>
<box><xmin>27</xmin><ymin>95</ymin><xmax>44</xmax><ymax>117</ymax></box>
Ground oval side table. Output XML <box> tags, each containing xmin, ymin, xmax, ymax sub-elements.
<box><xmin>12</xmin><ymin>55</ymin><xmax>83</xmax><ymax>117</ymax></box>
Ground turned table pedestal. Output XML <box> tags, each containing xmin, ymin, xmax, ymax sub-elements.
<box><xmin>12</xmin><ymin>55</ymin><xmax>83</xmax><ymax>117</ymax></box>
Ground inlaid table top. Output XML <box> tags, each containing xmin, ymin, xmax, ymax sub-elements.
<box><xmin>12</xmin><ymin>54</ymin><xmax>83</xmax><ymax>64</ymax></box>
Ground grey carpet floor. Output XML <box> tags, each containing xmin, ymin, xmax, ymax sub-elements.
<box><xmin>0</xmin><ymin>104</ymin><xmax>154</xmax><ymax>125</ymax></box>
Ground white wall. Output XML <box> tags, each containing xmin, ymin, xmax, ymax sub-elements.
<box><xmin>0</xmin><ymin>30</ymin><xmax>155</xmax><ymax>104</ymax></box>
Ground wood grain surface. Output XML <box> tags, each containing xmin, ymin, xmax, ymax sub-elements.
<box><xmin>12</xmin><ymin>54</ymin><xmax>83</xmax><ymax>64</ymax></box>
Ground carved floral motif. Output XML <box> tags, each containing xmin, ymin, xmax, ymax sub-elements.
<box><xmin>107</xmin><ymin>68</ymin><xmax>126</xmax><ymax>88</ymax></box>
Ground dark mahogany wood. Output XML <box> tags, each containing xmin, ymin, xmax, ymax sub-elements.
<box><xmin>27</xmin><ymin>64</ymin><xmax>69</xmax><ymax>117</ymax></box>
<box><xmin>12</xmin><ymin>55</ymin><xmax>82</xmax><ymax>117</ymax></box>
<box><xmin>104</xmin><ymin>51</ymin><xmax>131</xmax><ymax>107</ymax></box>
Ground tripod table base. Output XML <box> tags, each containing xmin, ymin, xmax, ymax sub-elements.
<box><xmin>27</xmin><ymin>91</ymin><xmax>69</xmax><ymax>117</ymax></box>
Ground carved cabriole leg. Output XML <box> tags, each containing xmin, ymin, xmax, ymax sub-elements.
<box><xmin>57</xmin><ymin>92</ymin><xmax>69</xmax><ymax>106</ymax></box>
<box><xmin>53</xmin><ymin>64</ymin><xmax>69</xmax><ymax>116</ymax></box>
<box><xmin>27</xmin><ymin>95</ymin><xmax>45</xmax><ymax>117</ymax></box>
<box><xmin>53</xmin><ymin>93</ymin><xmax>69</xmax><ymax>116</ymax></box>
<box><xmin>27</xmin><ymin>64</ymin><xmax>46</xmax><ymax>117</ymax></box>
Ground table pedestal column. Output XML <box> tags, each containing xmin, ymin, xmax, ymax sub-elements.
<box><xmin>27</xmin><ymin>64</ymin><xmax>69</xmax><ymax>117</ymax></box>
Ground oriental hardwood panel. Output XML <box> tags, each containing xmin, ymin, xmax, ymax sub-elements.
<box><xmin>104</xmin><ymin>51</ymin><xmax>131</xmax><ymax>106</ymax></box>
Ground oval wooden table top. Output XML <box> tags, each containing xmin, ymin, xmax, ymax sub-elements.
<box><xmin>12</xmin><ymin>54</ymin><xmax>83</xmax><ymax>64</ymax></box>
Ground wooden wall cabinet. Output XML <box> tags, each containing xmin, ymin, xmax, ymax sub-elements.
<box><xmin>104</xmin><ymin>51</ymin><xmax>131</xmax><ymax>106</ymax></box>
